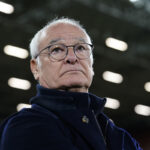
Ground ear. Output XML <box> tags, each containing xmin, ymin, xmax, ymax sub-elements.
<box><xmin>30</xmin><ymin>59</ymin><xmax>39</xmax><ymax>80</ymax></box>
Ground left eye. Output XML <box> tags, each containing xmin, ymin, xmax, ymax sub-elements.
<box><xmin>76</xmin><ymin>45</ymin><xmax>86</xmax><ymax>51</ymax></box>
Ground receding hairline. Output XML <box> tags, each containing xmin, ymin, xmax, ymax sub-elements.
<box><xmin>41</xmin><ymin>22</ymin><xmax>91</xmax><ymax>43</ymax></box>
<box><xmin>30</xmin><ymin>17</ymin><xmax>92</xmax><ymax>59</ymax></box>
<box><xmin>37</xmin><ymin>22</ymin><xmax>92</xmax><ymax>52</ymax></box>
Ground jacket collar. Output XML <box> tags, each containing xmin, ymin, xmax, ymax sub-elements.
<box><xmin>30</xmin><ymin>84</ymin><xmax>106</xmax><ymax>115</ymax></box>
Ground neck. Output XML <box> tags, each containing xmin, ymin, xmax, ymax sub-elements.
<box><xmin>39</xmin><ymin>83</ymin><xmax>89</xmax><ymax>93</ymax></box>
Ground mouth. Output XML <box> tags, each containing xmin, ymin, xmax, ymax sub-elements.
<box><xmin>60</xmin><ymin>69</ymin><xmax>84</xmax><ymax>77</ymax></box>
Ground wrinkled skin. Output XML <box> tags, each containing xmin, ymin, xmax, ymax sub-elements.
<box><xmin>30</xmin><ymin>23</ymin><xmax>94</xmax><ymax>93</ymax></box>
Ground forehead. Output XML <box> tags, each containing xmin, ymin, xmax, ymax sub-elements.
<box><xmin>41</xmin><ymin>23</ymin><xmax>90</xmax><ymax>46</ymax></box>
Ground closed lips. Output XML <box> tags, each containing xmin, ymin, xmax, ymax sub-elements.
<box><xmin>60</xmin><ymin>69</ymin><xmax>84</xmax><ymax>77</ymax></box>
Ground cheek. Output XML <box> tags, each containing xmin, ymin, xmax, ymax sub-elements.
<box><xmin>81</xmin><ymin>61</ymin><xmax>94</xmax><ymax>83</ymax></box>
<box><xmin>43</xmin><ymin>64</ymin><xmax>57</xmax><ymax>79</ymax></box>
<box><xmin>38</xmin><ymin>60</ymin><xmax>54</xmax><ymax>79</ymax></box>
<box><xmin>86</xmin><ymin>59</ymin><xmax>94</xmax><ymax>77</ymax></box>
<box><xmin>88</xmin><ymin>67</ymin><xmax>94</xmax><ymax>82</ymax></box>
<box><xmin>39</xmin><ymin>63</ymin><xmax>60</xmax><ymax>88</ymax></box>
<box><xmin>90</xmin><ymin>67</ymin><xmax>94</xmax><ymax>77</ymax></box>
<box><xmin>44</xmin><ymin>62</ymin><xmax>62</xmax><ymax>82</ymax></box>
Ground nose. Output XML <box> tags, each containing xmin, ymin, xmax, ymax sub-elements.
<box><xmin>64</xmin><ymin>47</ymin><xmax>78</xmax><ymax>64</ymax></box>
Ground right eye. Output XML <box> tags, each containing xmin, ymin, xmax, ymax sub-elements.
<box><xmin>50</xmin><ymin>47</ymin><xmax>65</xmax><ymax>54</ymax></box>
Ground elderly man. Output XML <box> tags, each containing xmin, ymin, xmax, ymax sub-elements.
<box><xmin>0</xmin><ymin>18</ymin><xmax>142</xmax><ymax>150</ymax></box>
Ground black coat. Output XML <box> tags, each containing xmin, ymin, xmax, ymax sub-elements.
<box><xmin>0</xmin><ymin>85</ymin><xmax>142</xmax><ymax>150</ymax></box>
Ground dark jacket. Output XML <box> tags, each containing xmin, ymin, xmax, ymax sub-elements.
<box><xmin>0</xmin><ymin>85</ymin><xmax>142</xmax><ymax>150</ymax></box>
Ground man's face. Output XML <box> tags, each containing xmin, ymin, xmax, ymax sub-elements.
<box><xmin>31</xmin><ymin>23</ymin><xmax>94</xmax><ymax>92</ymax></box>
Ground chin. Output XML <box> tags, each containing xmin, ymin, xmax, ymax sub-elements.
<box><xmin>61</xmin><ymin>79</ymin><xmax>87</xmax><ymax>87</ymax></box>
<box><xmin>65</xmin><ymin>81</ymin><xmax>85</xmax><ymax>87</ymax></box>
<box><xmin>58</xmin><ymin>74</ymin><xmax>91</xmax><ymax>90</ymax></box>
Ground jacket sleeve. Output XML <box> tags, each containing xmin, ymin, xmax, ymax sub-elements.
<box><xmin>97</xmin><ymin>113</ymin><xmax>143</xmax><ymax>150</ymax></box>
<box><xmin>0</xmin><ymin>111</ymin><xmax>79</xmax><ymax>150</ymax></box>
<box><xmin>123</xmin><ymin>131</ymin><xmax>143</xmax><ymax>150</ymax></box>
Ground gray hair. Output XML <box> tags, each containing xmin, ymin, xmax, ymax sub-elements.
<box><xmin>29</xmin><ymin>17</ymin><xmax>93</xmax><ymax>64</ymax></box>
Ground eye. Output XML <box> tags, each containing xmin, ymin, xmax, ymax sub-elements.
<box><xmin>76</xmin><ymin>44</ymin><xmax>86</xmax><ymax>51</ymax></box>
<box><xmin>50</xmin><ymin>46</ymin><xmax>65</xmax><ymax>55</ymax></box>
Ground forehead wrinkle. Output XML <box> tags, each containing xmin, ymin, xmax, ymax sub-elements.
<box><xmin>48</xmin><ymin>37</ymin><xmax>87</xmax><ymax>45</ymax></box>
<box><xmin>77</xmin><ymin>38</ymin><xmax>86</xmax><ymax>43</ymax></box>
<box><xmin>49</xmin><ymin>38</ymin><xmax>62</xmax><ymax>44</ymax></box>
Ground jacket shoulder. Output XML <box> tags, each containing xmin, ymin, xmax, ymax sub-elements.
<box><xmin>0</xmin><ymin>104</ymin><xmax>76</xmax><ymax>150</ymax></box>
<box><xmin>98</xmin><ymin>113</ymin><xmax>143</xmax><ymax>150</ymax></box>
<box><xmin>1</xmin><ymin>104</ymin><xmax>60</xmax><ymax>128</ymax></box>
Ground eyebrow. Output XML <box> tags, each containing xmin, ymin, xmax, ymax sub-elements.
<box><xmin>49</xmin><ymin>38</ymin><xmax>62</xmax><ymax>45</ymax></box>
<box><xmin>77</xmin><ymin>38</ymin><xmax>86</xmax><ymax>43</ymax></box>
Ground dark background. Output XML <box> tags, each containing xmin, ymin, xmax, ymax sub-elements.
<box><xmin>0</xmin><ymin>0</ymin><xmax>150</xmax><ymax>149</ymax></box>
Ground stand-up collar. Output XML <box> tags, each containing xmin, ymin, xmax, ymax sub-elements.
<box><xmin>30</xmin><ymin>84</ymin><xmax>106</xmax><ymax>115</ymax></box>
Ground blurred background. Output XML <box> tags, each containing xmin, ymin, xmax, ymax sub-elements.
<box><xmin>0</xmin><ymin>0</ymin><xmax>150</xmax><ymax>149</ymax></box>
